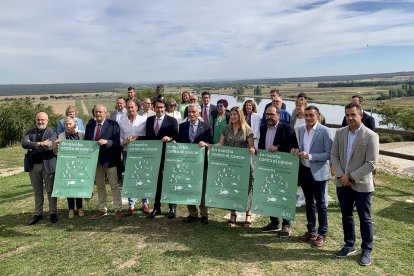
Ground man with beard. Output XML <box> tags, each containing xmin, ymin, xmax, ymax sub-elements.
<box><xmin>22</xmin><ymin>112</ymin><xmax>58</xmax><ymax>225</ymax></box>
<box><xmin>259</xmin><ymin>106</ymin><xmax>297</xmax><ymax>236</ymax></box>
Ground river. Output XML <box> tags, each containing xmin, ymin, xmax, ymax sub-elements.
<box><xmin>210</xmin><ymin>94</ymin><xmax>382</xmax><ymax>127</ymax></box>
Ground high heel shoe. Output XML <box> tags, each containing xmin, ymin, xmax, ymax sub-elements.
<box><xmin>242</xmin><ymin>214</ymin><xmax>252</xmax><ymax>228</ymax></box>
<box><xmin>227</xmin><ymin>213</ymin><xmax>237</xmax><ymax>227</ymax></box>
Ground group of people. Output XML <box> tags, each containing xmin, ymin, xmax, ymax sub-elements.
<box><xmin>21</xmin><ymin>87</ymin><xmax>379</xmax><ymax>266</ymax></box>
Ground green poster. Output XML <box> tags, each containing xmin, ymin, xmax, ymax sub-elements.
<box><xmin>121</xmin><ymin>140</ymin><xmax>163</xmax><ymax>199</ymax></box>
<box><xmin>52</xmin><ymin>140</ymin><xmax>99</xmax><ymax>198</ymax></box>
<box><xmin>161</xmin><ymin>143</ymin><xmax>205</xmax><ymax>205</ymax></box>
<box><xmin>205</xmin><ymin>146</ymin><xmax>251</xmax><ymax>212</ymax></box>
<box><xmin>251</xmin><ymin>151</ymin><xmax>299</xmax><ymax>220</ymax></box>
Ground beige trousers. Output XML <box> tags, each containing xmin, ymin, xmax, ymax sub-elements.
<box><xmin>95</xmin><ymin>164</ymin><xmax>122</xmax><ymax>212</ymax></box>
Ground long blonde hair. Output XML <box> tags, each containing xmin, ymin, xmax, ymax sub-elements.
<box><xmin>229</xmin><ymin>106</ymin><xmax>251</xmax><ymax>142</ymax></box>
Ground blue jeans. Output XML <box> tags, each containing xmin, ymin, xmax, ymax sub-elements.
<box><xmin>123</xmin><ymin>151</ymin><xmax>149</xmax><ymax>207</ymax></box>
<box><xmin>299</xmin><ymin>165</ymin><xmax>328</xmax><ymax>236</ymax></box>
<box><xmin>336</xmin><ymin>186</ymin><xmax>373</xmax><ymax>252</ymax></box>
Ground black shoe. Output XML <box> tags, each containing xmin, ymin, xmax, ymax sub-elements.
<box><xmin>200</xmin><ymin>216</ymin><xmax>209</xmax><ymax>224</ymax></box>
<box><xmin>148</xmin><ymin>209</ymin><xmax>161</xmax><ymax>219</ymax></box>
<box><xmin>167</xmin><ymin>209</ymin><xmax>176</xmax><ymax>219</ymax></box>
<box><xmin>50</xmin><ymin>214</ymin><xmax>58</xmax><ymax>223</ymax></box>
<box><xmin>261</xmin><ymin>223</ymin><xmax>281</xmax><ymax>233</ymax></box>
<box><xmin>359</xmin><ymin>250</ymin><xmax>372</xmax><ymax>266</ymax></box>
<box><xmin>183</xmin><ymin>215</ymin><xmax>198</xmax><ymax>223</ymax></box>
<box><xmin>28</xmin><ymin>215</ymin><xmax>43</xmax><ymax>225</ymax></box>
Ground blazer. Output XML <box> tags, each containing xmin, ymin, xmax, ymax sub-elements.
<box><xmin>109</xmin><ymin>108</ymin><xmax>127</xmax><ymax>122</ymax></box>
<box><xmin>296</xmin><ymin>123</ymin><xmax>333</xmax><ymax>181</ymax></box>
<box><xmin>258</xmin><ymin>122</ymin><xmax>297</xmax><ymax>153</ymax></box>
<box><xmin>21</xmin><ymin>127</ymin><xmax>57</xmax><ymax>173</ymax></box>
<box><xmin>177</xmin><ymin>120</ymin><xmax>213</xmax><ymax>144</ymax></box>
<box><xmin>331</xmin><ymin>124</ymin><xmax>379</xmax><ymax>192</ymax></box>
<box><xmin>84</xmin><ymin>118</ymin><xmax>120</xmax><ymax>168</ymax></box>
<box><xmin>144</xmin><ymin>115</ymin><xmax>179</xmax><ymax>141</ymax></box>
<box><xmin>341</xmin><ymin>111</ymin><xmax>375</xmax><ymax>131</ymax></box>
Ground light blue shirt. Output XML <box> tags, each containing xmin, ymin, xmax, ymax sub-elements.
<box><xmin>345</xmin><ymin>125</ymin><xmax>362</xmax><ymax>173</ymax></box>
<box><xmin>188</xmin><ymin>120</ymin><xmax>199</xmax><ymax>142</ymax></box>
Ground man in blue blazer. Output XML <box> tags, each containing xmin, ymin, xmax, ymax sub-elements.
<box><xmin>177</xmin><ymin>104</ymin><xmax>213</xmax><ymax>224</ymax></box>
<box><xmin>258</xmin><ymin>106</ymin><xmax>298</xmax><ymax>236</ymax></box>
<box><xmin>84</xmin><ymin>104</ymin><xmax>123</xmax><ymax>221</ymax></box>
<box><xmin>22</xmin><ymin>112</ymin><xmax>58</xmax><ymax>225</ymax></box>
<box><xmin>291</xmin><ymin>106</ymin><xmax>333</xmax><ymax>248</ymax></box>
<box><xmin>145</xmin><ymin>99</ymin><xmax>179</xmax><ymax>219</ymax></box>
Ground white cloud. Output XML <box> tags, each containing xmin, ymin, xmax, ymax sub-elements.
<box><xmin>1</xmin><ymin>0</ymin><xmax>414</xmax><ymax>84</ymax></box>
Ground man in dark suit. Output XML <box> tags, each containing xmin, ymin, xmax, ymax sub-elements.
<box><xmin>85</xmin><ymin>104</ymin><xmax>123</xmax><ymax>221</ymax></box>
<box><xmin>145</xmin><ymin>99</ymin><xmax>179</xmax><ymax>219</ymax></box>
<box><xmin>22</xmin><ymin>112</ymin><xmax>58</xmax><ymax>225</ymax></box>
<box><xmin>259</xmin><ymin>106</ymin><xmax>298</xmax><ymax>236</ymax></box>
<box><xmin>177</xmin><ymin>104</ymin><xmax>213</xmax><ymax>224</ymax></box>
<box><xmin>200</xmin><ymin>91</ymin><xmax>217</xmax><ymax>125</ymax></box>
<box><xmin>341</xmin><ymin>95</ymin><xmax>375</xmax><ymax>130</ymax></box>
<box><xmin>183</xmin><ymin>94</ymin><xmax>199</xmax><ymax>119</ymax></box>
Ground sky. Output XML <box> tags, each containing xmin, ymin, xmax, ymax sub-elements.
<box><xmin>1</xmin><ymin>0</ymin><xmax>414</xmax><ymax>84</ymax></box>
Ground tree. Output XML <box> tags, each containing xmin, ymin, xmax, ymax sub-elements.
<box><xmin>253</xmin><ymin>85</ymin><xmax>262</xmax><ymax>95</ymax></box>
<box><xmin>233</xmin><ymin>85</ymin><xmax>245</xmax><ymax>95</ymax></box>
<box><xmin>0</xmin><ymin>98</ymin><xmax>59</xmax><ymax>148</ymax></box>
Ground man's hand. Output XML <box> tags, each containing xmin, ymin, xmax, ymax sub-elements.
<box><xmin>268</xmin><ymin>145</ymin><xmax>278</xmax><ymax>152</ymax></box>
<box><xmin>98</xmin><ymin>139</ymin><xmax>108</xmax><ymax>145</ymax></box>
<box><xmin>162</xmin><ymin>136</ymin><xmax>172</xmax><ymax>142</ymax></box>
<box><xmin>338</xmin><ymin>175</ymin><xmax>352</xmax><ymax>186</ymax></box>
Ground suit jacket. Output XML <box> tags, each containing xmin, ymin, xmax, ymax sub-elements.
<box><xmin>200</xmin><ymin>104</ymin><xmax>217</xmax><ymax>122</ymax></box>
<box><xmin>84</xmin><ymin>118</ymin><xmax>120</xmax><ymax>168</ymax></box>
<box><xmin>331</xmin><ymin>124</ymin><xmax>379</xmax><ymax>192</ymax></box>
<box><xmin>177</xmin><ymin>120</ymin><xmax>213</xmax><ymax>144</ymax></box>
<box><xmin>21</xmin><ymin>127</ymin><xmax>57</xmax><ymax>173</ymax></box>
<box><xmin>109</xmin><ymin>108</ymin><xmax>127</xmax><ymax>122</ymax></box>
<box><xmin>341</xmin><ymin>111</ymin><xmax>375</xmax><ymax>131</ymax></box>
<box><xmin>144</xmin><ymin>115</ymin><xmax>179</xmax><ymax>141</ymax></box>
<box><xmin>296</xmin><ymin>123</ymin><xmax>333</xmax><ymax>181</ymax></box>
<box><xmin>258</xmin><ymin>122</ymin><xmax>298</xmax><ymax>153</ymax></box>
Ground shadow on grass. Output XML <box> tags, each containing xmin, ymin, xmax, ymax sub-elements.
<box><xmin>376</xmin><ymin>200</ymin><xmax>414</xmax><ymax>225</ymax></box>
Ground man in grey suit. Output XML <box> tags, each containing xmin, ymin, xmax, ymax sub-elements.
<box><xmin>109</xmin><ymin>97</ymin><xmax>127</xmax><ymax>122</ymax></box>
<box><xmin>331</xmin><ymin>102</ymin><xmax>379</xmax><ymax>266</ymax></box>
<box><xmin>291</xmin><ymin>106</ymin><xmax>333</xmax><ymax>248</ymax></box>
<box><xmin>21</xmin><ymin>112</ymin><xmax>58</xmax><ymax>225</ymax></box>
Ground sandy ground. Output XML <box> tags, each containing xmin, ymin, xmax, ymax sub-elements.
<box><xmin>48</xmin><ymin>99</ymin><xmax>75</xmax><ymax>115</ymax></box>
<box><xmin>80</xmin><ymin>99</ymin><xmax>89</xmax><ymax>115</ymax></box>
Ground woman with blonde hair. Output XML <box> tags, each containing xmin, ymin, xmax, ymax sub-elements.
<box><xmin>57</xmin><ymin>105</ymin><xmax>85</xmax><ymax>135</ymax></box>
<box><xmin>53</xmin><ymin>116</ymin><xmax>85</xmax><ymax>218</ymax></box>
<box><xmin>217</xmin><ymin>106</ymin><xmax>255</xmax><ymax>227</ymax></box>
<box><xmin>242</xmin><ymin>100</ymin><xmax>260</xmax><ymax>149</ymax></box>
<box><xmin>178</xmin><ymin>91</ymin><xmax>191</xmax><ymax>118</ymax></box>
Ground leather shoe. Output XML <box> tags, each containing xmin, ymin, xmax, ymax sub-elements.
<box><xmin>183</xmin><ymin>215</ymin><xmax>198</xmax><ymax>223</ymax></box>
<box><xmin>28</xmin><ymin>215</ymin><xmax>43</xmax><ymax>225</ymax></box>
<box><xmin>50</xmin><ymin>214</ymin><xmax>58</xmax><ymax>223</ymax></box>
<box><xmin>200</xmin><ymin>216</ymin><xmax>209</xmax><ymax>224</ymax></box>
<box><xmin>142</xmin><ymin>204</ymin><xmax>150</xmax><ymax>215</ymax></box>
<box><xmin>124</xmin><ymin>206</ymin><xmax>135</xmax><ymax>217</ymax></box>
<box><xmin>148</xmin><ymin>209</ymin><xmax>161</xmax><ymax>219</ymax></box>
<box><xmin>167</xmin><ymin>209</ymin><xmax>176</xmax><ymax>219</ymax></box>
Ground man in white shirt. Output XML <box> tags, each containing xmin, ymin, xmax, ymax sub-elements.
<box><xmin>119</xmin><ymin>100</ymin><xmax>150</xmax><ymax>215</ymax></box>
<box><xmin>138</xmin><ymin>98</ymin><xmax>156</xmax><ymax>118</ymax></box>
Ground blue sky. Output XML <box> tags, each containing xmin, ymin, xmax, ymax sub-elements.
<box><xmin>1</xmin><ymin>0</ymin><xmax>414</xmax><ymax>84</ymax></box>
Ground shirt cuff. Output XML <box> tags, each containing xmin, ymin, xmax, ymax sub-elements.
<box><xmin>308</xmin><ymin>154</ymin><xmax>312</xmax><ymax>161</ymax></box>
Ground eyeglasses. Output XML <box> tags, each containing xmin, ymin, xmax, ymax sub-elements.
<box><xmin>217</xmin><ymin>104</ymin><xmax>225</xmax><ymax>108</ymax></box>
<box><xmin>169</xmin><ymin>104</ymin><xmax>177</xmax><ymax>107</ymax></box>
<box><xmin>266</xmin><ymin>113</ymin><xmax>277</xmax><ymax>117</ymax></box>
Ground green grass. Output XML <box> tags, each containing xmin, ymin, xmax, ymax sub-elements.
<box><xmin>0</xmin><ymin>146</ymin><xmax>24</xmax><ymax>169</ymax></box>
<box><xmin>0</xmin><ymin>169</ymin><xmax>413</xmax><ymax>274</ymax></box>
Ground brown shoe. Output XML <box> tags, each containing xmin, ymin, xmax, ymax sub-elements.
<box><xmin>115</xmin><ymin>210</ymin><xmax>123</xmax><ymax>221</ymax></box>
<box><xmin>313</xmin><ymin>235</ymin><xmax>325</xmax><ymax>248</ymax></box>
<box><xmin>142</xmin><ymin>204</ymin><xmax>150</xmax><ymax>215</ymax></box>
<box><xmin>299</xmin><ymin>231</ymin><xmax>318</xmax><ymax>242</ymax></box>
<box><xmin>91</xmin><ymin>210</ymin><xmax>107</xmax><ymax>220</ymax></box>
<box><xmin>124</xmin><ymin>206</ymin><xmax>135</xmax><ymax>217</ymax></box>
<box><xmin>68</xmin><ymin>209</ymin><xmax>75</xmax><ymax>219</ymax></box>
<box><xmin>78</xmin><ymin>208</ymin><xmax>85</xmax><ymax>217</ymax></box>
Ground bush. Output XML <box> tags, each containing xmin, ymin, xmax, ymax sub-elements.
<box><xmin>0</xmin><ymin>98</ymin><xmax>59</xmax><ymax>148</ymax></box>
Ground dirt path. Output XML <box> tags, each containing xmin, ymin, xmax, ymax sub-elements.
<box><xmin>80</xmin><ymin>100</ymin><xmax>89</xmax><ymax>116</ymax></box>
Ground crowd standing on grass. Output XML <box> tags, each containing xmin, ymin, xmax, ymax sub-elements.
<box><xmin>21</xmin><ymin>88</ymin><xmax>379</xmax><ymax>267</ymax></box>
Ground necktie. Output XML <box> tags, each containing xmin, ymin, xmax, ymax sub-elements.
<box><xmin>94</xmin><ymin>124</ymin><xmax>101</xmax><ymax>140</ymax></box>
<box><xmin>203</xmin><ymin>105</ymin><xmax>208</xmax><ymax>122</ymax></box>
<box><xmin>154</xmin><ymin>119</ymin><xmax>160</xmax><ymax>136</ymax></box>
<box><xmin>190</xmin><ymin>124</ymin><xmax>196</xmax><ymax>142</ymax></box>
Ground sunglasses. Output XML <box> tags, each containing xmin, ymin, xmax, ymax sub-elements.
<box><xmin>217</xmin><ymin>104</ymin><xmax>225</xmax><ymax>108</ymax></box>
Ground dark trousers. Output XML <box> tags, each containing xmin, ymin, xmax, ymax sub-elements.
<box><xmin>270</xmin><ymin>217</ymin><xmax>291</xmax><ymax>227</ymax></box>
<box><xmin>299</xmin><ymin>165</ymin><xmax>328</xmax><ymax>236</ymax></box>
<box><xmin>336</xmin><ymin>186</ymin><xmax>373</xmax><ymax>252</ymax></box>
<box><xmin>153</xmin><ymin>147</ymin><xmax>176</xmax><ymax>211</ymax></box>
<box><xmin>116</xmin><ymin>146</ymin><xmax>124</xmax><ymax>181</ymax></box>
<box><xmin>67</xmin><ymin>198</ymin><xmax>83</xmax><ymax>209</ymax></box>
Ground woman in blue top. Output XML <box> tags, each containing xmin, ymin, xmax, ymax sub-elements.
<box><xmin>57</xmin><ymin>105</ymin><xmax>84</xmax><ymax>135</ymax></box>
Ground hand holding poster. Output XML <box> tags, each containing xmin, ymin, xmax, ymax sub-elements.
<box><xmin>52</xmin><ymin>140</ymin><xmax>99</xmax><ymax>198</ymax></box>
<box><xmin>121</xmin><ymin>140</ymin><xmax>163</xmax><ymax>199</ymax></box>
<box><xmin>252</xmin><ymin>150</ymin><xmax>299</xmax><ymax>220</ymax></box>
<box><xmin>161</xmin><ymin>143</ymin><xmax>205</xmax><ymax>205</ymax></box>
<box><xmin>205</xmin><ymin>146</ymin><xmax>251</xmax><ymax>212</ymax></box>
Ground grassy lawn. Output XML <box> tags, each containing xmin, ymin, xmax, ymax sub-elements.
<box><xmin>0</xmin><ymin>169</ymin><xmax>413</xmax><ymax>274</ymax></box>
<box><xmin>0</xmin><ymin>146</ymin><xmax>24</xmax><ymax>170</ymax></box>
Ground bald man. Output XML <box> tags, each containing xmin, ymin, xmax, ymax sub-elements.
<box><xmin>22</xmin><ymin>112</ymin><xmax>58</xmax><ymax>225</ymax></box>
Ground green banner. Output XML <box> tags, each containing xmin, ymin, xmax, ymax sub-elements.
<box><xmin>251</xmin><ymin>151</ymin><xmax>299</xmax><ymax>220</ymax></box>
<box><xmin>121</xmin><ymin>140</ymin><xmax>163</xmax><ymax>199</ymax></box>
<box><xmin>161</xmin><ymin>143</ymin><xmax>205</xmax><ymax>205</ymax></box>
<box><xmin>52</xmin><ymin>140</ymin><xmax>99</xmax><ymax>198</ymax></box>
<box><xmin>205</xmin><ymin>146</ymin><xmax>251</xmax><ymax>212</ymax></box>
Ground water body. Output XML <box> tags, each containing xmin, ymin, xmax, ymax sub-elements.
<box><xmin>210</xmin><ymin>94</ymin><xmax>383</xmax><ymax>127</ymax></box>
